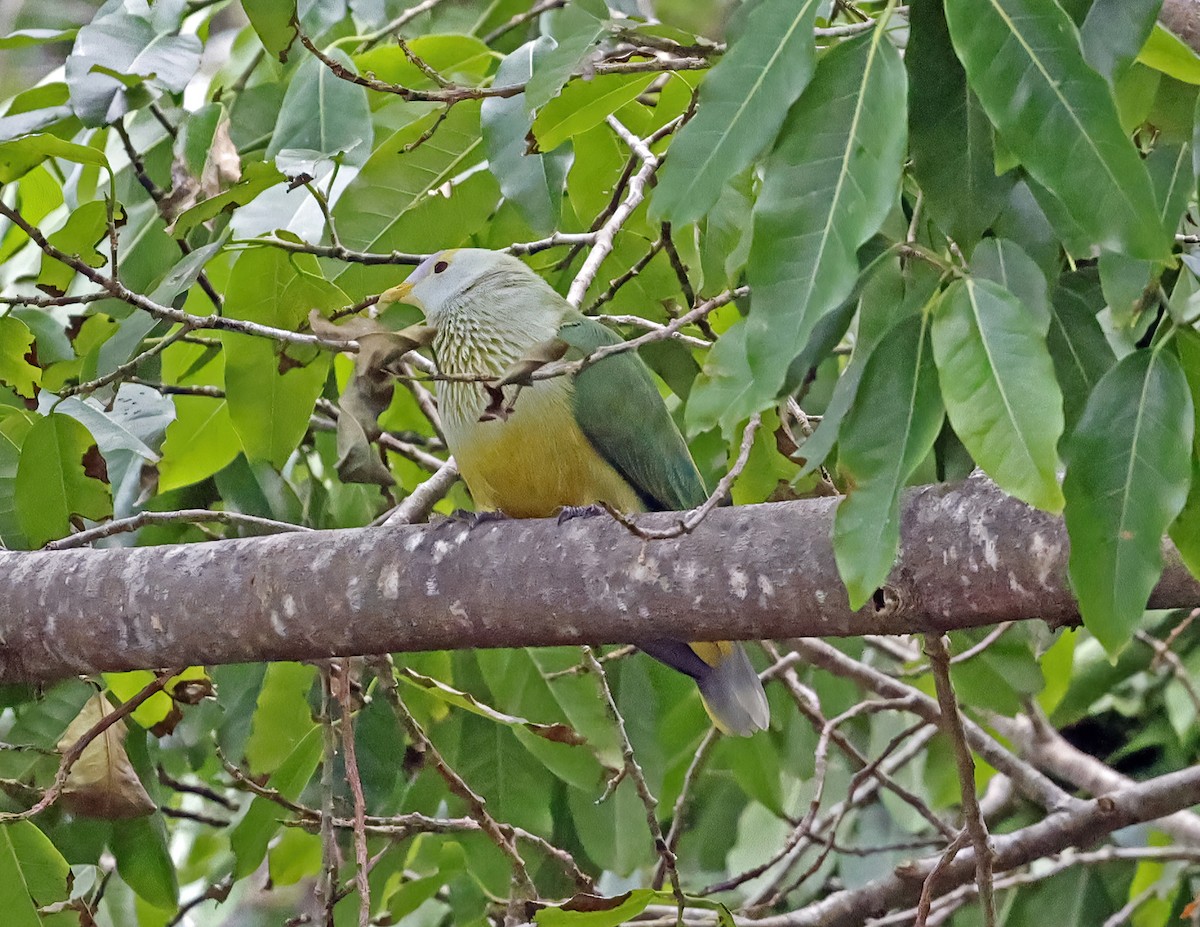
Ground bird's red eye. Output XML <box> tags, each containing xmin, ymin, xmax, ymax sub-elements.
<box><xmin>434</xmin><ymin>260</ymin><xmax>448</xmax><ymax>273</ymax></box>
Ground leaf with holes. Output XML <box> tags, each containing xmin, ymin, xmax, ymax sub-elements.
<box><xmin>14</xmin><ymin>413</ymin><xmax>111</xmax><ymax>547</ymax></box>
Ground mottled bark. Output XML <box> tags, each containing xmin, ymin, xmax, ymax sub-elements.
<box><xmin>1</xmin><ymin>474</ymin><xmax>1197</xmax><ymax>684</ymax></box>
<box><xmin>1162</xmin><ymin>0</ymin><xmax>1200</xmax><ymax>54</ymax></box>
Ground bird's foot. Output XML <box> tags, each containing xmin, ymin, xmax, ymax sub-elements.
<box><xmin>556</xmin><ymin>503</ymin><xmax>607</xmax><ymax>525</ymax></box>
<box><xmin>435</xmin><ymin>508</ymin><xmax>509</xmax><ymax>528</ymax></box>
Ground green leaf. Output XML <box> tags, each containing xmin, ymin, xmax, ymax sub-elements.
<box><xmin>650</xmin><ymin>0</ymin><xmax>819</xmax><ymax>224</ymax></box>
<box><xmin>0</xmin><ymin>28</ymin><xmax>76</xmax><ymax>49</ymax></box>
<box><xmin>39</xmin><ymin>200</ymin><xmax>110</xmax><ymax>296</ymax></box>
<box><xmin>157</xmin><ymin>397</ymin><xmax>240</xmax><ymax>491</ymax></box>
<box><xmin>66</xmin><ymin>8</ymin><xmax>201</xmax><ymax>126</ymax></box>
<box><xmin>1169</xmin><ymin>330</ymin><xmax>1200</xmax><ymax>577</ymax></box>
<box><xmin>741</xmin><ymin>30</ymin><xmax>907</xmax><ymax>419</ymax></box>
<box><xmin>1048</xmin><ymin>270</ymin><xmax>1117</xmax><ymax>433</ymax></box>
<box><xmin>333</xmin><ymin>102</ymin><xmax>498</xmax><ymax>297</ymax></box>
<box><xmin>522</xmin><ymin>1</ymin><xmax>608</xmax><ymax>110</ymax></box>
<box><xmin>0</xmin><ymin>822</ymin><xmax>70</xmax><ymax>927</ymax></box>
<box><xmin>169</xmin><ymin>161</ymin><xmax>284</xmax><ymax>237</ymax></box>
<box><xmin>932</xmin><ymin>277</ymin><xmax>1065</xmax><ymax>512</ymax></box>
<box><xmin>386</xmin><ymin>841</ymin><xmax>466</xmax><ymax>919</ymax></box>
<box><xmin>110</xmin><ymin>816</ymin><xmax>178</xmax><ymax>910</ymax></box>
<box><xmin>970</xmin><ymin>238</ymin><xmax>1051</xmax><ymax>329</ymax></box>
<box><xmin>1172</xmin><ymin>459</ymin><xmax>1200</xmax><ymax>579</ymax></box>
<box><xmin>230</xmin><ymin>725</ymin><xmax>323</xmax><ymax>878</ymax></box>
<box><xmin>0</xmin><ymin>410</ymin><xmax>34</xmax><ymax>549</ymax></box>
<box><xmin>1063</xmin><ymin>349</ymin><xmax>1195</xmax><ymax>653</ymax></box>
<box><xmin>399</xmin><ymin>666</ymin><xmax>585</xmax><ymax>745</ymax></box>
<box><xmin>241</xmin><ymin>0</ymin><xmax>297</xmax><ymax>62</ymax></box>
<box><xmin>14</xmin><ymin>414</ymin><xmax>111</xmax><ymax>547</ymax></box>
<box><xmin>221</xmin><ymin>250</ymin><xmax>342</xmax><ymax>467</ymax></box>
<box><xmin>908</xmin><ymin>0</ymin><xmax>1014</xmax><ymax>247</ymax></box>
<box><xmin>834</xmin><ymin>314</ymin><xmax>944</xmax><ymax>609</ymax></box>
<box><xmin>535</xmin><ymin>889</ymin><xmax>656</xmax><ymax>926</ymax></box>
<box><xmin>482</xmin><ymin>38</ymin><xmax>573</xmax><ymax>236</ymax></box>
<box><xmin>1139</xmin><ymin>23</ymin><xmax>1200</xmax><ymax>85</ymax></box>
<box><xmin>945</xmin><ymin>0</ymin><xmax>1169</xmax><ymax>259</ymax></box>
<box><xmin>0</xmin><ymin>133</ymin><xmax>108</xmax><ymax>182</ymax></box>
<box><xmin>148</xmin><ymin>236</ymin><xmax>229</xmax><ymax>306</ymax></box>
<box><xmin>354</xmin><ymin>35</ymin><xmax>495</xmax><ymax>98</ymax></box>
<box><xmin>244</xmin><ymin>663</ymin><xmax>317</xmax><ymax>776</ymax></box>
<box><xmin>266</xmin><ymin>50</ymin><xmax>372</xmax><ymax>166</ymax></box>
<box><xmin>533</xmin><ymin>73</ymin><xmax>657</xmax><ymax>151</ymax></box>
<box><xmin>454</xmin><ymin>713</ymin><xmax>553</xmax><ymax>832</ymax></box>
<box><xmin>792</xmin><ymin>259</ymin><xmax>939</xmax><ymax>475</ymax></box>
<box><xmin>565</xmin><ymin>776</ymin><xmax>653</xmax><ymax>875</ymax></box>
<box><xmin>0</xmin><ymin>318</ymin><xmax>39</xmax><ymax>398</ymax></box>
<box><xmin>1080</xmin><ymin>0</ymin><xmax>1161</xmax><ymax>82</ymax></box>
<box><xmin>268</xmin><ymin>826</ymin><xmax>322</xmax><ymax>887</ymax></box>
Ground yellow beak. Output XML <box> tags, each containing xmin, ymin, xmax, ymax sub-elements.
<box><xmin>378</xmin><ymin>280</ymin><xmax>421</xmax><ymax>309</ymax></box>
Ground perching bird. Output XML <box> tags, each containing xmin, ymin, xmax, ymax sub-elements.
<box><xmin>382</xmin><ymin>248</ymin><xmax>769</xmax><ymax>736</ymax></box>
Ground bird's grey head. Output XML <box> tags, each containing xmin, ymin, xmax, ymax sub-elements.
<box><xmin>379</xmin><ymin>248</ymin><xmax>556</xmax><ymax>326</ymax></box>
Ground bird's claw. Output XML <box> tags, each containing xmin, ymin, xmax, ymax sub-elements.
<box><xmin>435</xmin><ymin>508</ymin><xmax>509</xmax><ymax>528</ymax></box>
<box><xmin>556</xmin><ymin>503</ymin><xmax>607</xmax><ymax>525</ymax></box>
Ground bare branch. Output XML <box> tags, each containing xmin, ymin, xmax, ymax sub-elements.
<box><xmin>923</xmin><ymin>634</ymin><xmax>995</xmax><ymax>927</ymax></box>
<box><xmin>2</xmin><ymin>474</ymin><xmax>1199</xmax><ymax>684</ymax></box>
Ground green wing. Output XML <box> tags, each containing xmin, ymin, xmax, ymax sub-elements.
<box><xmin>559</xmin><ymin>313</ymin><xmax>707</xmax><ymax>512</ymax></box>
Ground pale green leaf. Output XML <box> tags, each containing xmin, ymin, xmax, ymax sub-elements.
<box><xmin>0</xmin><ymin>822</ymin><xmax>70</xmax><ymax>927</ymax></box>
<box><xmin>157</xmin><ymin>397</ymin><xmax>241</xmax><ymax>491</ymax></box>
<box><xmin>0</xmin><ymin>133</ymin><xmax>108</xmax><ymax>183</ymax></box>
<box><xmin>241</xmin><ymin>0</ymin><xmax>297</xmax><ymax>62</ymax></box>
<box><xmin>1139</xmin><ymin>23</ymin><xmax>1200</xmax><ymax>84</ymax></box>
<box><xmin>221</xmin><ymin>249</ymin><xmax>342</xmax><ymax>467</ymax></box>
<box><xmin>533</xmin><ymin>73</ymin><xmax>656</xmax><ymax>151</ymax></box>
<box><xmin>523</xmin><ymin>1</ymin><xmax>608</xmax><ymax>110</ymax></box>
<box><xmin>0</xmin><ymin>317</ymin><xmax>40</xmax><ymax>398</ymax></box>
<box><xmin>267</xmin><ymin>50</ymin><xmax>372</xmax><ymax>166</ymax></box>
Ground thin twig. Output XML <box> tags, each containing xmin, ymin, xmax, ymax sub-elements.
<box><xmin>335</xmin><ymin>666</ymin><xmax>371</xmax><ymax>927</ymax></box>
<box><xmin>367</xmin><ymin>655</ymin><xmax>536</xmax><ymax>916</ymax></box>
<box><xmin>482</xmin><ymin>0</ymin><xmax>567</xmax><ymax>44</ymax></box>
<box><xmin>567</xmin><ymin>116</ymin><xmax>674</xmax><ymax>306</ymax></box>
<box><xmin>43</xmin><ymin>509</ymin><xmax>309</xmax><ymax>550</ymax></box>
<box><xmin>581</xmin><ymin>646</ymin><xmax>686</xmax><ymax>916</ymax></box>
<box><xmin>603</xmin><ymin>414</ymin><xmax>761</xmax><ymax>541</ymax></box>
<box><xmin>923</xmin><ymin>635</ymin><xmax>995</xmax><ymax>927</ymax></box>
<box><xmin>376</xmin><ymin>459</ymin><xmax>460</xmax><ymax>526</ymax></box>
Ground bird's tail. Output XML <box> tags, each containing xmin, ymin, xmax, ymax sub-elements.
<box><xmin>638</xmin><ymin>640</ymin><xmax>770</xmax><ymax>736</ymax></box>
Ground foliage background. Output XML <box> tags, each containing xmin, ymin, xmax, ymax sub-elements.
<box><xmin>0</xmin><ymin>0</ymin><xmax>1199</xmax><ymax>925</ymax></box>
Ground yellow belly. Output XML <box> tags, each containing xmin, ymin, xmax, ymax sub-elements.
<box><xmin>445</xmin><ymin>381</ymin><xmax>643</xmax><ymax>519</ymax></box>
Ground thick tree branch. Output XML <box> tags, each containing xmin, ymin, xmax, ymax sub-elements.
<box><xmin>754</xmin><ymin>764</ymin><xmax>1200</xmax><ymax>927</ymax></box>
<box><xmin>0</xmin><ymin>474</ymin><xmax>1197</xmax><ymax>684</ymax></box>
